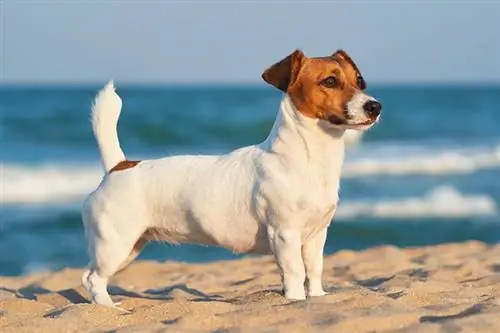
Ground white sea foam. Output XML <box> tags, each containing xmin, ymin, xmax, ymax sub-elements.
<box><xmin>336</xmin><ymin>186</ymin><xmax>497</xmax><ymax>220</ymax></box>
<box><xmin>22</xmin><ymin>261</ymin><xmax>54</xmax><ymax>275</ymax></box>
<box><xmin>2</xmin><ymin>163</ymin><xmax>103</xmax><ymax>205</ymax></box>
<box><xmin>2</xmin><ymin>162</ymin><xmax>497</xmax><ymax>218</ymax></box>
<box><xmin>2</xmin><ymin>143</ymin><xmax>500</xmax><ymax>207</ymax></box>
<box><xmin>343</xmin><ymin>143</ymin><xmax>500</xmax><ymax>177</ymax></box>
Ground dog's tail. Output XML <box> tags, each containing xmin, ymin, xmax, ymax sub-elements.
<box><xmin>91</xmin><ymin>80</ymin><xmax>126</xmax><ymax>173</ymax></box>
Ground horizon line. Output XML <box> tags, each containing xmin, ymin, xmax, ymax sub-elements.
<box><xmin>1</xmin><ymin>80</ymin><xmax>499</xmax><ymax>88</ymax></box>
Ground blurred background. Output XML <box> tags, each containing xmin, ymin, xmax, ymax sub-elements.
<box><xmin>1</xmin><ymin>1</ymin><xmax>499</xmax><ymax>276</ymax></box>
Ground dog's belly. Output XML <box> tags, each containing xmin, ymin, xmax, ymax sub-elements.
<box><xmin>206</xmin><ymin>216</ymin><xmax>272</xmax><ymax>254</ymax></box>
<box><xmin>149</xmin><ymin>203</ymin><xmax>271</xmax><ymax>254</ymax></box>
<box><xmin>145</xmin><ymin>221</ymin><xmax>271</xmax><ymax>254</ymax></box>
<box><xmin>219</xmin><ymin>223</ymin><xmax>272</xmax><ymax>254</ymax></box>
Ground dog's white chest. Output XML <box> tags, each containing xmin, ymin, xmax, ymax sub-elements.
<box><xmin>299</xmin><ymin>173</ymin><xmax>340</xmax><ymax>218</ymax></box>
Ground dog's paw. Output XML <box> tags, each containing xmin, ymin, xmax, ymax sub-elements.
<box><xmin>113</xmin><ymin>302</ymin><xmax>132</xmax><ymax>314</ymax></box>
<box><xmin>284</xmin><ymin>290</ymin><xmax>307</xmax><ymax>301</ymax></box>
<box><xmin>308</xmin><ymin>289</ymin><xmax>327</xmax><ymax>297</ymax></box>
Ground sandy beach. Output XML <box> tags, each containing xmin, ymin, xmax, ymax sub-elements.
<box><xmin>1</xmin><ymin>241</ymin><xmax>499</xmax><ymax>333</ymax></box>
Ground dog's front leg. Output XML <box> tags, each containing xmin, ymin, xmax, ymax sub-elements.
<box><xmin>302</xmin><ymin>227</ymin><xmax>328</xmax><ymax>297</ymax></box>
<box><xmin>269</xmin><ymin>228</ymin><xmax>306</xmax><ymax>300</ymax></box>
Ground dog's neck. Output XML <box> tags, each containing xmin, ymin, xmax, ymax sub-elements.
<box><xmin>261</xmin><ymin>94</ymin><xmax>346</xmax><ymax>178</ymax></box>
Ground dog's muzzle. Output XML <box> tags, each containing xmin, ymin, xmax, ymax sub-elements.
<box><xmin>363</xmin><ymin>100</ymin><xmax>382</xmax><ymax>119</ymax></box>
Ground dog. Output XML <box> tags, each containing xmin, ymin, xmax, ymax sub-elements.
<box><xmin>81</xmin><ymin>49</ymin><xmax>381</xmax><ymax>306</ymax></box>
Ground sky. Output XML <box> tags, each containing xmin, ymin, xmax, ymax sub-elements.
<box><xmin>1</xmin><ymin>1</ymin><xmax>500</xmax><ymax>84</ymax></box>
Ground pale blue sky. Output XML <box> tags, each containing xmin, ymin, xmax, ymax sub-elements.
<box><xmin>2</xmin><ymin>1</ymin><xmax>500</xmax><ymax>84</ymax></box>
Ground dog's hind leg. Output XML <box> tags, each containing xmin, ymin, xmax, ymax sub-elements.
<box><xmin>115</xmin><ymin>236</ymin><xmax>149</xmax><ymax>274</ymax></box>
<box><xmin>82</xmin><ymin>215</ymin><xmax>145</xmax><ymax>307</ymax></box>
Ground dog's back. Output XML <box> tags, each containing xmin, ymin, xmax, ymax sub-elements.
<box><xmin>83</xmin><ymin>135</ymin><xmax>268</xmax><ymax>252</ymax></box>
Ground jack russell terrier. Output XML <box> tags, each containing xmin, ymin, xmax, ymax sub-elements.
<box><xmin>82</xmin><ymin>49</ymin><xmax>382</xmax><ymax>306</ymax></box>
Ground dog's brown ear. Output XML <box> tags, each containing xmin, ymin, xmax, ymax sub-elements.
<box><xmin>261</xmin><ymin>49</ymin><xmax>305</xmax><ymax>92</ymax></box>
<box><xmin>333</xmin><ymin>49</ymin><xmax>361</xmax><ymax>73</ymax></box>
<box><xmin>332</xmin><ymin>49</ymin><xmax>351</xmax><ymax>61</ymax></box>
<box><xmin>333</xmin><ymin>49</ymin><xmax>366</xmax><ymax>89</ymax></box>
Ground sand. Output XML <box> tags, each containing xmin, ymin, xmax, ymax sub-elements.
<box><xmin>1</xmin><ymin>241</ymin><xmax>499</xmax><ymax>333</ymax></box>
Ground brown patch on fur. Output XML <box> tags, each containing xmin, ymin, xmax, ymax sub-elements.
<box><xmin>261</xmin><ymin>49</ymin><xmax>365</xmax><ymax>123</ymax></box>
<box><xmin>109</xmin><ymin>160</ymin><xmax>141</xmax><ymax>173</ymax></box>
<box><xmin>332</xmin><ymin>50</ymin><xmax>366</xmax><ymax>90</ymax></box>
<box><xmin>262</xmin><ymin>49</ymin><xmax>305</xmax><ymax>92</ymax></box>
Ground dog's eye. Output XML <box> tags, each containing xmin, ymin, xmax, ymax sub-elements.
<box><xmin>321</xmin><ymin>76</ymin><xmax>338</xmax><ymax>88</ymax></box>
<box><xmin>356</xmin><ymin>74</ymin><xmax>366</xmax><ymax>90</ymax></box>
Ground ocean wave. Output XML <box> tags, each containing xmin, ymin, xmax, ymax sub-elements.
<box><xmin>3</xmin><ymin>142</ymin><xmax>500</xmax><ymax>206</ymax></box>
<box><xmin>336</xmin><ymin>186</ymin><xmax>497</xmax><ymax>220</ymax></box>
<box><xmin>3</xmin><ymin>163</ymin><xmax>103</xmax><ymax>205</ymax></box>
<box><xmin>3</xmin><ymin>181</ymin><xmax>496</xmax><ymax>224</ymax></box>
<box><xmin>343</xmin><ymin>143</ymin><xmax>500</xmax><ymax>177</ymax></box>
<box><xmin>21</xmin><ymin>262</ymin><xmax>54</xmax><ymax>275</ymax></box>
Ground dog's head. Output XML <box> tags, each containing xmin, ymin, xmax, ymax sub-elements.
<box><xmin>262</xmin><ymin>49</ymin><xmax>381</xmax><ymax>131</ymax></box>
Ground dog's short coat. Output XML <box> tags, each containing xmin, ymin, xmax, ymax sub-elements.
<box><xmin>81</xmin><ymin>49</ymin><xmax>381</xmax><ymax>306</ymax></box>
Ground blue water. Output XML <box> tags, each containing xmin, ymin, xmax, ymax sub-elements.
<box><xmin>1</xmin><ymin>84</ymin><xmax>500</xmax><ymax>276</ymax></box>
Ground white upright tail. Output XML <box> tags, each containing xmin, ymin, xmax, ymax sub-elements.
<box><xmin>91</xmin><ymin>80</ymin><xmax>126</xmax><ymax>172</ymax></box>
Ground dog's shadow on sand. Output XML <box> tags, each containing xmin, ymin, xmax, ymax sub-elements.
<box><xmin>2</xmin><ymin>285</ymin><xmax>88</xmax><ymax>304</ymax></box>
<box><xmin>120</xmin><ymin>283</ymin><xmax>224</xmax><ymax>302</ymax></box>
<box><xmin>4</xmin><ymin>281</ymin><xmax>285</xmax><ymax>306</ymax></box>
<box><xmin>2</xmin><ymin>283</ymin><xmax>227</xmax><ymax>305</ymax></box>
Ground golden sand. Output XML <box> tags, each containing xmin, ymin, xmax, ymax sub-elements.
<box><xmin>1</xmin><ymin>241</ymin><xmax>499</xmax><ymax>333</ymax></box>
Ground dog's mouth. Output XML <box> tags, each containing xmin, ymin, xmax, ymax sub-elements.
<box><xmin>326</xmin><ymin>114</ymin><xmax>375</xmax><ymax>127</ymax></box>
<box><xmin>327</xmin><ymin>114</ymin><xmax>347</xmax><ymax>125</ymax></box>
<box><xmin>350</xmin><ymin>119</ymin><xmax>376</xmax><ymax>126</ymax></box>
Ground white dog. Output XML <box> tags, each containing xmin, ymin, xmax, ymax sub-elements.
<box><xmin>81</xmin><ymin>49</ymin><xmax>381</xmax><ymax>306</ymax></box>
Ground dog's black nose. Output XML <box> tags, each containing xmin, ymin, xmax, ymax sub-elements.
<box><xmin>363</xmin><ymin>100</ymin><xmax>382</xmax><ymax>118</ymax></box>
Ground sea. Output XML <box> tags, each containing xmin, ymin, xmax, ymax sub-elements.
<box><xmin>1</xmin><ymin>83</ymin><xmax>499</xmax><ymax>276</ymax></box>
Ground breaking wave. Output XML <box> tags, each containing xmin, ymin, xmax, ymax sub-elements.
<box><xmin>3</xmin><ymin>142</ymin><xmax>500</xmax><ymax>206</ymax></box>
<box><xmin>336</xmin><ymin>186</ymin><xmax>497</xmax><ymax>220</ymax></box>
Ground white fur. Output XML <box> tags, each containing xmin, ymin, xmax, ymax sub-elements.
<box><xmin>346</xmin><ymin>91</ymin><xmax>379</xmax><ymax>125</ymax></box>
<box><xmin>91</xmin><ymin>80</ymin><xmax>125</xmax><ymax>172</ymax></box>
<box><xmin>344</xmin><ymin>129</ymin><xmax>364</xmax><ymax>146</ymax></box>
<box><xmin>82</xmin><ymin>81</ymin><xmax>377</xmax><ymax>306</ymax></box>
